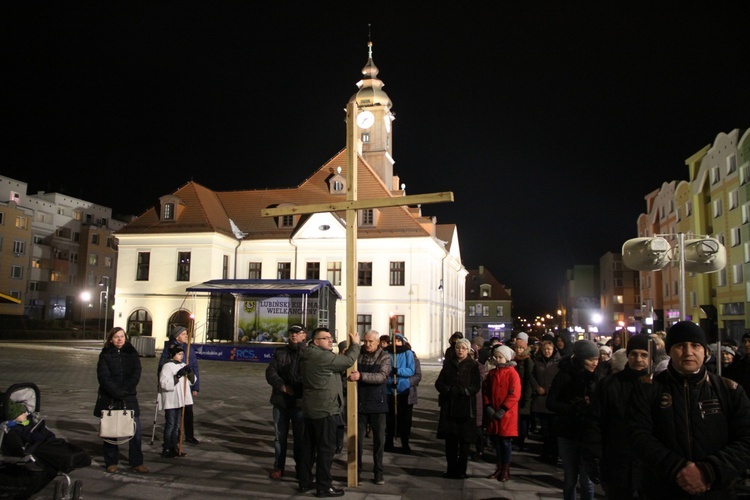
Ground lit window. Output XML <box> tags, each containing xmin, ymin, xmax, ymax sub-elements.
<box><xmin>176</xmin><ymin>252</ymin><xmax>191</xmax><ymax>281</ymax></box>
<box><xmin>164</xmin><ymin>203</ymin><xmax>175</xmax><ymax>221</ymax></box>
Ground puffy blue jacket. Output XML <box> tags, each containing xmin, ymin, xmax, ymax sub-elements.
<box><xmin>387</xmin><ymin>346</ymin><xmax>415</xmax><ymax>395</ymax></box>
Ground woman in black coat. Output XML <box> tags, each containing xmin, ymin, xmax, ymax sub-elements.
<box><xmin>94</xmin><ymin>326</ymin><xmax>149</xmax><ymax>474</ymax></box>
<box><xmin>546</xmin><ymin>340</ymin><xmax>601</xmax><ymax>500</ymax></box>
<box><xmin>435</xmin><ymin>338</ymin><xmax>481</xmax><ymax>479</ymax></box>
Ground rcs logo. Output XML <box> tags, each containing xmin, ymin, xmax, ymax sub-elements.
<box><xmin>230</xmin><ymin>347</ymin><xmax>257</xmax><ymax>361</ymax></box>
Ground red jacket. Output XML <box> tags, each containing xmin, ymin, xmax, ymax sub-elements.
<box><xmin>483</xmin><ymin>365</ymin><xmax>521</xmax><ymax>437</ymax></box>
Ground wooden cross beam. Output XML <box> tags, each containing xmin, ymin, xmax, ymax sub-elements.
<box><xmin>261</xmin><ymin>100</ymin><xmax>453</xmax><ymax>487</ymax></box>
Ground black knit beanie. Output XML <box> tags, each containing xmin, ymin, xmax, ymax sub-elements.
<box><xmin>626</xmin><ymin>334</ymin><xmax>651</xmax><ymax>355</ymax></box>
<box><xmin>665</xmin><ymin>321</ymin><xmax>708</xmax><ymax>353</ymax></box>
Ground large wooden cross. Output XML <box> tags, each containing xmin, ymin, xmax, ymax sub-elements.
<box><xmin>261</xmin><ymin>100</ymin><xmax>453</xmax><ymax>486</ymax></box>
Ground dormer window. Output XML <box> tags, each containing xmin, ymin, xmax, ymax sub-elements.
<box><xmin>159</xmin><ymin>195</ymin><xmax>185</xmax><ymax>222</ymax></box>
<box><xmin>273</xmin><ymin>203</ymin><xmax>299</xmax><ymax>229</ymax></box>
<box><xmin>328</xmin><ymin>171</ymin><xmax>347</xmax><ymax>195</ymax></box>
<box><xmin>164</xmin><ymin>203</ymin><xmax>175</xmax><ymax>220</ymax></box>
<box><xmin>359</xmin><ymin>208</ymin><xmax>380</xmax><ymax>227</ymax></box>
<box><xmin>281</xmin><ymin>215</ymin><xmax>294</xmax><ymax>227</ymax></box>
<box><xmin>480</xmin><ymin>284</ymin><xmax>491</xmax><ymax>297</ymax></box>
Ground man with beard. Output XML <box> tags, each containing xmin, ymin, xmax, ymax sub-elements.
<box><xmin>591</xmin><ymin>333</ymin><xmax>652</xmax><ymax>499</ymax></box>
<box><xmin>629</xmin><ymin>321</ymin><xmax>750</xmax><ymax>499</ymax></box>
<box><xmin>265</xmin><ymin>324</ymin><xmax>311</xmax><ymax>487</ymax></box>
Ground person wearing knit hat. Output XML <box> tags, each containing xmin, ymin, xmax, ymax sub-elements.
<box><xmin>435</xmin><ymin>334</ymin><xmax>481</xmax><ymax>480</ymax></box>
<box><xmin>665</xmin><ymin>321</ymin><xmax>708</xmax><ymax>356</ymax></box>
<box><xmin>484</xmin><ymin>341</ymin><xmax>522</xmax><ymax>482</ymax></box>
<box><xmin>573</xmin><ymin>339</ymin><xmax>600</xmax><ymax>360</ymax></box>
<box><xmin>515</xmin><ymin>332</ymin><xmax>529</xmax><ymax>344</ymax></box>
<box><xmin>546</xmin><ymin>337</ymin><xmax>603</xmax><ymax>499</ymax></box>
<box><xmin>168</xmin><ymin>344</ymin><xmax>184</xmax><ymax>358</ymax></box>
<box><xmin>159</xmin><ymin>324</ymin><xmax>201</xmax><ymax>445</ymax></box>
<box><xmin>386</xmin><ymin>332</ymin><xmax>416</xmax><ymax>454</ymax></box>
<box><xmin>593</xmin><ymin>334</ymin><xmax>652</xmax><ymax>498</ymax></box>
<box><xmin>629</xmin><ymin>322</ymin><xmax>750</xmax><ymax>498</ymax></box>
<box><xmin>598</xmin><ymin>345</ymin><xmax>612</xmax><ymax>360</ymax></box>
<box><xmin>5</xmin><ymin>401</ymin><xmax>30</xmax><ymax>427</ymax></box>
<box><xmin>493</xmin><ymin>344</ymin><xmax>515</xmax><ymax>365</ymax></box>
<box><xmin>511</xmin><ymin>333</ymin><xmax>534</xmax><ymax>453</ymax></box>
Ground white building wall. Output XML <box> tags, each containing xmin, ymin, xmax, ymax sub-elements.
<box><xmin>115</xmin><ymin>224</ymin><xmax>465</xmax><ymax>359</ymax></box>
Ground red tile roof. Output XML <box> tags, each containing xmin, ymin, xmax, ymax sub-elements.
<box><xmin>118</xmin><ymin>149</ymin><xmax>443</xmax><ymax>241</ymax></box>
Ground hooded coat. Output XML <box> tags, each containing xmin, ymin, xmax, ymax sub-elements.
<box><xmin>483</xmin><ymin>364</ymin><xmax>521</xmax><ymax>438</ymax></box>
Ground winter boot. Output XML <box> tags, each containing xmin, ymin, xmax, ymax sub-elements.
<box><xmin>498</xmin><ymin>463</ymin><xmax>511</xmax><ymax>482</ymax></box>
<box><xmin>486</xmin><ymin>462</ymin><xmax>502</xmax><ymax>479</ymax></box>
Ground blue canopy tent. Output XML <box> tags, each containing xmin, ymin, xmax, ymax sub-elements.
<box><xmin>186</xmin><ymin>279</ymin><xmax>340</xmax><ymax>344</ymax></box>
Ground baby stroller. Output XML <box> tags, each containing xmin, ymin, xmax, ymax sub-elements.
<box><xmin>0</xmin><ymin>383</ymin><xmax>91</xmax><ymax>499</ymax></box>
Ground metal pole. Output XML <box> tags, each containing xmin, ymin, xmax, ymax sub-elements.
<box><xmin>678</xmin><ymin>233</ymin><xmax>687</xmax><ymax>322</ymax></box>
<box><xmin>103</xmin><ymin>282</ymin><xmax>109</xmax><ymax>339</ymax></box>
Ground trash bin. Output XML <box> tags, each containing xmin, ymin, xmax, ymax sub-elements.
<box><xmin>131</xmin><ymin>336</ymin><xmax>156</xmax><ymax>357</ymax></box>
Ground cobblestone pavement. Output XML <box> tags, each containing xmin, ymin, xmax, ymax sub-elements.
<box><xmin>0</xmin><ymin>342</ymin><xmax>586</xmax><ymax>499</ymax></box>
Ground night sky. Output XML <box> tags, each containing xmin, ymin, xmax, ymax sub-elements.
<box><xmin>2</xmin><ymin>3</ymin><xmax>748</xmax><ymax>314</ymax></box>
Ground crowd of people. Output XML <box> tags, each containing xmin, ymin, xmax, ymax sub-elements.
<box><xmin>91</xmin><ymin>321</ymin><xmax>750</xmax><ymax>499</ymax></box>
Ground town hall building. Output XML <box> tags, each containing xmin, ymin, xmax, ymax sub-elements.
<box><xmin>113</xmin><ymin>42</ymin><xmax>466</xmax><ymax>359</ymax></box>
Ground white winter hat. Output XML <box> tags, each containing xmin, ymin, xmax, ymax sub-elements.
<box><xmin>493</xmin><ymin>344</ymin><xmax>515</xmax><ymax>362</ymax></box>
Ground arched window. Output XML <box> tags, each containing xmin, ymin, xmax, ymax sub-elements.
<box><xmin>127</xmin><ymin>309</ymin><xmax>153</xmax><ymax>337</ymax></box>
<box><xmin>168</xmin><ymin>309</ymin><xmax>193</xmax><ymax>337</ymax></box>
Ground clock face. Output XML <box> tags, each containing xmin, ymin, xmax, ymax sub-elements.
<box><xmin>384</xmin><ymin>114</ymin><xmax>391</xmax><ymax>133</ymax></box>
<box><xmin>356</xmin><ymin>110</ymin><xmax>375</xmax><ymax>129</ymax></box>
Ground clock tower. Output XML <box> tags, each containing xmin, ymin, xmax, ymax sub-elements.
<box><xmin>349</xmin><ymin>40</ymin><xmax>396</xmax><ymax>191</ymax></box>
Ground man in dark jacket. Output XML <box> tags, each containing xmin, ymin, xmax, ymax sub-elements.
<box><xmin>591</xmin><ymin>333</ymin><xmax>652</xmax><ymax>499</ymax></box>
<box><xmin>265</xmin><ymin>324</ymin><xmax>310</xmax><ymax>485</ymax></box>
<box><xmin>158</xmin><ymin>325</ymin><xmax>200</xmax><ymax>445</ymax></box>
<box><xmin>347</xmin><ymin>330</ymin><xmax>391</xmax><ymax>485</ymax></box>
<box><xmin>629</xmin><ymin>321</ymin><xmax>750</xmax><ymax>499</ymax></box>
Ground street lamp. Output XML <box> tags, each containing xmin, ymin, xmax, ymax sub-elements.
<box><xmin>80</xmin><ymin>291</ymin><xmax>91</xmax><ymax>336</ymax></box>
<box><xmin>623</xmin><ymin>233</ymin><xmax>726</xmax><ymax>322</ymax></box>
<box><xmin>99</xmin><ymin>276</ymin><xmax>111</xmax><ymax>341</ymax></box>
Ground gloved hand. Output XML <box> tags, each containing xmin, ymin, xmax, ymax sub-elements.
<box><xmin>187</xmin><ymin>371</ymin><xmax>196</xmax><ymax>384</ymax></box>
<box><xmin>493</xmin><ymin>408</ymin><xmax>506</xmax><ymax>421</ymax></box>
<box><xmin>391</xmin><ymin>367</ymin><xmax>397</xmax><ymax>376</ymax></box>
<box><xmin>176</xmin><ymin>366</ymin><xmax>190</xmax><ymax>377</ymax></box>
<box><xmin>484</xmin><ymin>405</ymin><xmax>496</xmax><ymax>420</ymax></box>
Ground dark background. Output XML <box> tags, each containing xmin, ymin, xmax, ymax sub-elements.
<box><xmin>2</xmin><ymin>3</ymin><xmax>748</xmax><ymax>313</ymax></box>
